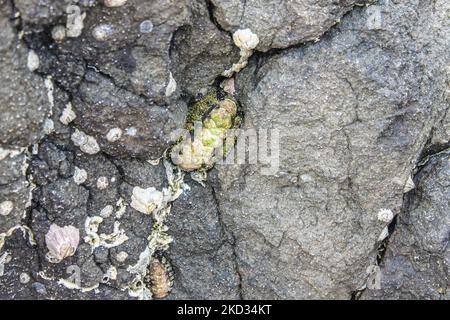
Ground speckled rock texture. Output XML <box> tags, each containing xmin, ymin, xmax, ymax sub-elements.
<box><xmin>0</xmin><ymin>0</ymin><xmax>449</xmax><ymax>300</ymax></box>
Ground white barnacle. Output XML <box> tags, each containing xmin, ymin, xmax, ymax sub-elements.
<box><xmin>71</xmin><ymin>129</ymin><xmax>100</xmax><ymax>154</ymax></box>
<box><xmin>0</xmin><ymin>201</ymin><xmax>14</xmax><ymax>216</ymax></box>
<box><xmin>106</xmin><ymin>128</ymin><xmax>122</xmax><ymax>142</ymax></box>
<box><xmin>92</xmin><ymin>23</ymin><xmax>115</xmax><ymax>41</ymax></box>
<box><xmin>116</xmin><ymin>251</ymin><xmax>128</xmax><ymax>262</ymax></box>
<box><xmin>100</xmin><ymin>205</ymin><xmax>114</xmax><ymax>218</ymax></box>
<box><xmin>165</xmin><ymin>72</ymin><xmax>177</xmax><ymax>97</ymax></box>
<box><xmin>130</xmin><ymin>187</ymin><xmax>163</xmax><ymax>215</ymax></box>
<box><xmin>223</xmin><ymin>28</ymin><xmax>259</xmax><ymax>77</ymax></box>
<box><xmin>104</xmin><ymin>0</ymin><xmax>128</xmax><ymax>7</ymax></box>
<box><xmin>96</xmin><ymin>176</ymin><xmax>109</xmax><ymax>190</ymax></box>
<box><xmin>51</xmin><ymin>25</ymin><xmax>66</xmax><ymax>42</ymax></box>
<box><xmin>125</xmin><ymin>127</ymin><xmax>137</xmax><ymax>136</ymax></box>
<box><xmin>45</xmin><ymin>224</ymin><xmax>80</xmax><ymax>263</ymax></box>
<box><xmin>43</xmin><ymin>118</ymin><xmax>55</xmax><ymax>135</ymax></box>
<box><xmin>59</xmin><ymin>102</ymin><xmax>76</xmax><ymax>125</ymax></box>
<box><xmin>139</xmin><ymin>20</ymin><xmax>153</xmax><ymax>33</ymax></box>
<box><xmin>73</xmin><ymin>166</ymin><xmax>87</xmax><ymax>184</ymax></box>
<box><xmin>403</xmin><ymin>176</ymin><xmax>415</xmax><ymax>193</ymax></box>
<box><xmin>27</xmin><ymin>50</ymin><xmax>40</xmax><ymax>72</ymax></box>
<box><xmin>19</xmin><ymin>272</ymin><xmax>30</xmax><ymax>284</ymax></box>
<box><xmin>232</xmin><ymin>28</ymin><xmax>259</xmax><ymax>51</ymax></box>
<box><xmin>377</xmin><ymin>208</ymin><xmax>394</xmax><ymax>223</ymax></box>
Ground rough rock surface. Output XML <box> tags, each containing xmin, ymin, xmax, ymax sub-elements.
<box><xmin>212</xmin><ymin>0</ymin><xmax>449</xmax><ymax>299</ymax></box>
<box><xmin>0</xmin><ymin>0</ymin><xmax>449</xmax><ymax>300</ymax></box>
<box><xmin>362</xmin><ymin>151</ymin><xmax>449</xmax><ymax>300</ymax></box>
<box><xmin>210</xmin><ymin>0</ymin><xmax>372</xmax><ymax>51</ymax></box>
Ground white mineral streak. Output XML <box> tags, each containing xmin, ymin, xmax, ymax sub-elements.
<box><xmin>165</xmin><ymin>72</ymin><xmax>177</xmax><ymax>97</ymax></box>
<box><xmin>84</xmin><ymin>216</ymin><xmax>128</xmax><ymax>250</ymax></box>
<box><xmin>45</xmin><ymin>224</ymin><xmax>80</xmax><ymax>263</ymax></box>
<box><xmin>0</xmin><ymin>252</ymin><xmax>11</xmax><ymax>277</ymax></box>
<box><xmin>0</xmin><ymin>147</ymin><xmax>22</xmax><ymax>161</ymax></box>
<box><xmin>71</xmin><ymin>129</ymin><xmax>100</xmax><ymax>154</ymax></box>
<box><xmin>127</xmin><ymin>160</ymin><xmax>187</xmax><ymax>299</ymax></box>
<box><xmin>57</xmin><ymin>278</ymin><xmax>99</xmax><ymax>293</ymax></box>
<box><xmin>59</xmin><ymin>102</ymin><xmax>76</xmax><ymax>125</ymax></box>
<box><xmin>115</xmin><ymin>197</ymin><xmax>127</xmax><ymax>219</ymax></box>
<box><xmin>222</xmin><ymin>28</ymin><xmax>259</xmax><ymax>77</ymax></box>
<box><xmin>44</xmin><ymin>76</ymin><xmax>55</xmax><ymax>113</ymax></box>
<box><xmin>0</xmin><ymin>225</ymin><xmax>36</xmax><ymax>253</ymax></box>
<box><xmin>27</xmin><ymin>50</ymin><xmax>40</xmax><ymax>72</ymax></box>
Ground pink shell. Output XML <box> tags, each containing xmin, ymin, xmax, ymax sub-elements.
<box><xmin>45</xmin><ymin>224</ymin><xmax>80</xmax><ymax>262</ymax></box>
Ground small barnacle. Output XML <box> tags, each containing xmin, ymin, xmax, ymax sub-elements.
<box><xmin>377</xmin><ymin>226</ymin><xmax>389</xmax><ymax>242</ymax></box>
<box><xmin>71</xmin><ymin>129</ymin><xmax>100</xmax><ymax>154</ymax></box>
<box><xmin>96</xmin><ymin>176</ymin><xmax>109</xmax><ymax>189</ymax></box>
<box><xmin>19</xmin><ymin>272</ymin><xmax>30</xmax><ymax>284</ymax></box>
<box><xmin>100</xmin><ymin>205</ymin><xmax>114</xmax><ymax>218</ymax></box>
<box><xmin>403</xmin><ymin>176</ymin><xmax>415</xmax><ymax>193</ymax></box>
<box><xmin>377</xmin><ymin>208</ymin><xmax>394</xmax><ymax>223</ymax></box>
<box><xmin>144</xmin><ymin>255</ymin><xmax>174</xmax><ymax>299</ymax></box>
<box><xmin>139</xmin><ymin>20</ymin><xmax>153</xmax><ymax>33</ymax></box>
<box><xmin>92</xmin><ymin>23</ymin><xmax>115</xmax><ymax>41</ymax></box>
<box><xmin>59</xmin><ymin>102</ymin><xmax>76</xmax><ymax>125</ymax></box>
<box><xmin>103</xmin><ymin>0</ymin><xmax>127</xmax><ymax>7</ymax></box>
<box><xmin>232</xmin><ymin>28</ymin><xmax>259</xmax><ymax>51</ymax></box>
<box><xmin>106</xmin><ymin>128</ymin><xmax>122</xmax><ymax>142</ymax></box>
<box><xmin>51</xmin><ymin>25</ymin><xmax>66</xmax><ymax>42</ymax></box>
<box><xmin>223</xmin><ymin>28</ymin><xmax>259</xmax><ymax>77</ymax></box>
<box><xmin>27</xmin><ymin>50</ymin><xmax>40</xmax><ymax>72</ymax></box>
<box><xmin>43</xmin><ymin>118</ymin><xmax>55</xmax><ymax>135</ymax></box>
<box><xmin>165</xmin><ymin>72</ymin><xmax>177</xmax><ymax>97</ymax></box>
<box><xmin>45</xmin><ymin>224</ymin><xmax>80</xmax><ymax>263</ymax></box>
<box><xmin>0</xmin><ymin>201</ymin><xmax>14</xmax><ymax>216</ymax></box>
<box><xmin>125</xmin><ymin>127</ymin><xmax>137</xmax><ymax>136</ymax></box>
<box><xmin>131</xmin><ymin>187</ymin><xmax>164</xmax><ymax>215</ymax></box>
<box><xmin>116</xmin><ymin>251</ymin><xmax>128</xmax><ymax>263</ymax></box>
<box><xmin>73</xmin><ymin>166</ymin><xmax>88</xmax><ymax>185</ymax></box>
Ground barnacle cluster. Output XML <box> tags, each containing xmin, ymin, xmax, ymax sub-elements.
<box><xmin>170</xmin><ymin>88</ymin><xmax>240</xmax><ymax>172</ymax></box>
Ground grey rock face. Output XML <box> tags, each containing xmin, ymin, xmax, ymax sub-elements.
<box><xmin>0</xmin><ymin>1</ymin><xmax>50</xmax><ymax>148</ymax></box>
<box><xmin>212</xmin><ymin>0</ymin><xmax>449</xmax><ymax>299</ymax></box>
<box><xmin>166</xmin><ymin>177</ymin><xmax>240</xmax><ymax>299</ymax></box>
<box><xmin>363</xmin><ymin>151</ymin><xmax>449</xmax><ymax>300</ymax></box>
<box><xmin>210</xmin><ymin>0</ymin><xmax>371</xmax><ymax>51</ymax></box>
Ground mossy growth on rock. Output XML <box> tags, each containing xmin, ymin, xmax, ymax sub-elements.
<box><xmin>170</xmin><ymin>87</ymin><xmax>241</xmax><ymax>172</ymax></box>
